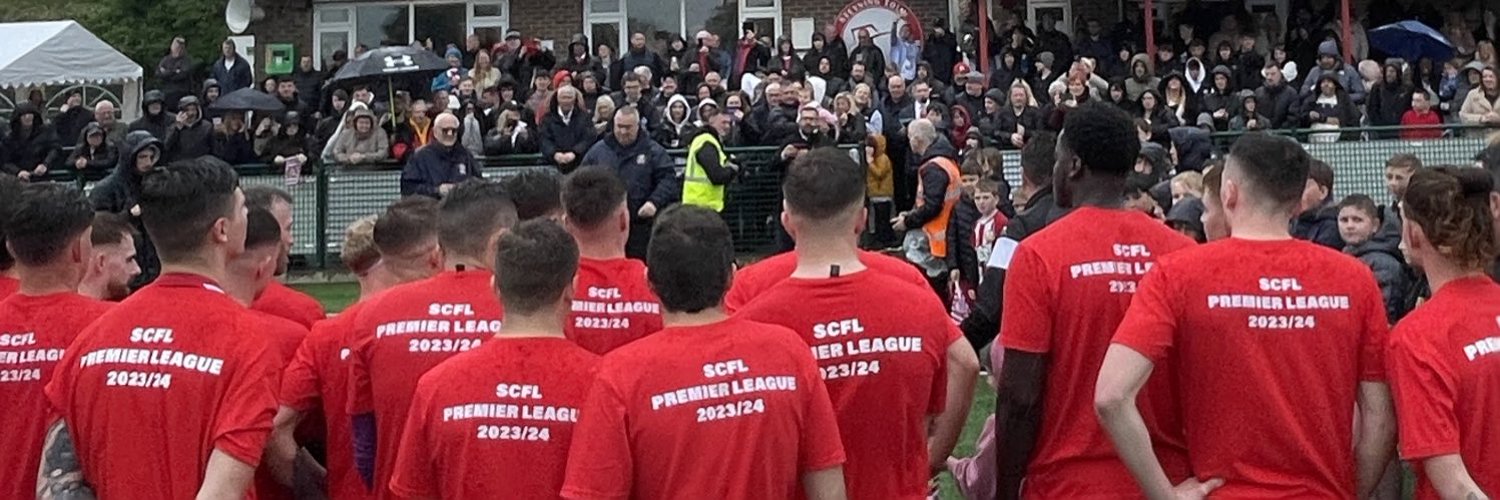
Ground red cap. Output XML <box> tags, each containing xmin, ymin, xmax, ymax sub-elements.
<box><xmin>953</xmin><ymin>62</ymin><xmax>971</xmax><ymax>77</ymax></box>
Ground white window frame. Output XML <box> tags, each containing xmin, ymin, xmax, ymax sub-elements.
<box><xmin>583</xmin><ymin>0</ymin><xmax>627</xmax><ymax>53</ymax></box>
<box><xmin>313</xmin><ymin>0</ymin><xmax>512</xmax><ymax>68</ymax></box>
<box><xmin>314</xmin><ymin>5</ymin><xmax>355</xmax><ymax>70</ymax></box>
<box><xmin>469</xmin><ymin>1</ymin><xmax>510</xmax><ymax>39</ymax></box>
<box><xmin>1026</xmin><ymin>0</ymin><xmax>1072</xmax><ymax>37</ymax></box>
<box><xmin>739</xmin><ymin>0</ymin><xmax>781</xmax><ymax>42</ymax></box>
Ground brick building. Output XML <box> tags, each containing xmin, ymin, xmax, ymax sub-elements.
<box><xmin>248</xmin><ymin>0</ymin><xmax>1147</xmax><ymax>73</ymax></box>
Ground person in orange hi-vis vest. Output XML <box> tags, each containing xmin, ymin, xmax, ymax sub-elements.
<box><xmin>894</xmin><ymin>118</ymin><xmax>962</xmax><ymax>262</ymax></box>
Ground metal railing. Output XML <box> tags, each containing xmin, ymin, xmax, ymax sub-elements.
<box><xmin>39</xmin><ymin>125</ymin><xmax>1497</xmax><ymax>271</ymax></box>
<box><xmin>46</xmin><ymin>145</ymin><xmax>864</xmax><ymax>270</ymax></box>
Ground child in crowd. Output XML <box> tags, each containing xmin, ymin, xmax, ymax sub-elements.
<box><xmin>971</xmin><ymin>178</ymin><xmax>1007</xmax><ymax>277</ymax></box>
<box><xmin>866</xmin><ymin>134</ymin><xmax>896</xmax><ymax>248</ymax></box>
<box><xmin>1399</xmin><ymin>90</ymin><xmax>1444</xmax><ymax>140</ymax></box>
<box><xmin>947</xmin><ymin>159</ymin><xmax>984</xmax><ymax>320</ymax></box>
<box><xmin>1337</xmin><ymin>194</ymin><xmax>1416</xmax><ymax>321</ymax></box>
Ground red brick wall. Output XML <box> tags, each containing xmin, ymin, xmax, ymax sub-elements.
<box><xmin>251</xmin><ymin>1</ymin><xmax>314</xmax><ymax>65</ymax></box>
<box><xmin>511</xmin><ymin>0</ymin><xmax>584</xmax><ymax>45</ymax></box>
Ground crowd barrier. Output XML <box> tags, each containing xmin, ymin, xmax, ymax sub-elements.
<box><xmin>37</xmin><ymin>127</ymin><xmax>1494</xmax><ymax>271</ymax></box>
<box><xmin>43</xmin><ymin>145</ymin><xmax>863</xmax><ymax>270</ymax></box>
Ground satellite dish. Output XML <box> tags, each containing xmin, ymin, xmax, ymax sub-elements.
<box><xmin>226</xmin><ymin>0</ymin><xmax>264</xmax><ymax>35</ymax></box>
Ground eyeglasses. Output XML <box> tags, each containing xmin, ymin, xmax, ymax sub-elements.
<box><xmin>437</xmin><ymin>127</ymin><xmax>459</xmax><ymax>134</ymax></box>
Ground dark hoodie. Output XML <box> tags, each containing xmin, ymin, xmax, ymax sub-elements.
<box><xmin>1198</xmin><ymin>65</ymin><xmax>1239</xmax><ymax>129</ymax></box>
<box><xmin>128</xmin><ymin>90</ymin><xmax>171</xmax><ymax>141</ymax></box>
<box><xmin>65</xmin><ymin>123</ymin><xmax>118</xmax><ymax>171</ymax></box>
<box><xmin>201</xmin><ymin>79</ymin><xmax>224</xmax><ymax>118</ymax></box>
<box><xmin>90</xmin><ymin>131</ymin><xmax>163</xmax><ymax>288</ymax></box>
<box><xmin>1292</xmin><ymin>200</ymin><xmax>1345</xmax><ymax>251</ymax></box>
<box><xmin>1366</xmin><ymin>63</ymin><xmax>1412</xmax><ymax>130</ymax></box>
<box><xmin>2</xmin><ymin>103</ymin><xmax>58</xmax><ymax>175</ymax></box>
<box><xmin>1158</xmin><ymin>73</ymin><xmax>1199</xmax><ymax>125</ymax></box>
<box><xmin>1302</xmin><ymin>74</ymin><xmax>1362</xmax><ymax>139</ymax></box>
<box><xmin>1345</xmin><ymin>235</ymin><xmax>1417</xmax><ymax>322</ymax></box>
<box><xmin>1137</xmin><ymin>89</ymin><xmax>1180</xmax><ymax>139</ymax></box>
<box><xmin>561</xmin><ymin>35</ymin><xmax>604</xmax><ymax>80</ymax></box>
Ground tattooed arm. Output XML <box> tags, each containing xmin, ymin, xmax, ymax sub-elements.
<box><xmin>35</xmin><ymin>419</ymin><xmax>95</xmax><ymax>500</ymax></box>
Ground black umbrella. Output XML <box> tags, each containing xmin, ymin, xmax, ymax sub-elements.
<box><xmin>209</xmin><ymin>88</ymin><xmax>286</xmax><ymax>113</ymax></box>
<box><xmin>326</xmin><ymin>45</ymin><xmax>450</xmax><ymax>125</ymax></box>
<box><xmin>326</xmin><ymin>45</ymin><xmax>449</xmax><ymax>87</ymax></box>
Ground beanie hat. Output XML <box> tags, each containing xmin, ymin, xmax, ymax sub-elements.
<box><xmin>952</xmin><ymin>62</ymin><xmax>971</xmax><ymax>78</ymax></box>
<box><xmin>552</xmin><ymin>70</ymin><xmax>572</xmax><ymax>90</ymax></box>
<box><xmin>445</xmin><ymin>47</ymin><xmax>462</xmax><ymax>60</ymax></box>
<box><xmin>984</xmin><ymin>88</ymin><xmax>1005</xmax><ymax>104</ymax></box>
<box><xmin>1318</xmin><ymin>40</ymin><xmax>1339</xmax><ymax>57</ymax></box>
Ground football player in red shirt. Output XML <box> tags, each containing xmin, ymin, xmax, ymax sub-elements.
<box><xmin>77</xmin><ymin>212</ymin><xmax>141</xmax><ymax>301</ymax></box>
<box><xmin>247</xmin><ymin>185</ymin><xmax>327</xmax><ymax>329</ymax></box>
<box><xmin>43</xmin><ymin>157</ymin><xmax>279</xmax><ymax>500</ymax></box>
<box><xmin>272</xmin><ymin>198</ymin><xmax>443</xmax><ymax>500</ymax></box>
<box><xmin>392</xmin><ymin>219</ymin><xmax>600</xmax><ymax>498</ymax></box>
<box><xmin>348</xmin><ymin>181</ymin><xmax>518</xmax><ymax>498</ymax></box>
<box><xmin>736</xmin><ymin>147</ymin><xmax>978</xmax><ymax>499</ymax></box>
<box><xmin>993</xmin><ymin>103</ymin><xmax>1195</xmax><ymax>499</ymax></box>
<box><xmin>1097</xmin><ymin>134</ymin><xmax>1395</xmax><ymax>499</ymax></box>
<box><xmin>560</xmin><ymin>166</ymin><xmax>663</xmax><ymax>354</ymax></box>
<box><xmin>562</xmin><ymin>205</ymin><xmax>848</xmax><ymax>500</ymax></box>
<box><xmin>0</xmin><ymin>184</ymin><xmax>112</xmax><ymax>500</ymax></box>
<box><xmin>1388</xmin><ymin>166</ymin><xmax>1500</xmax><ymax>500</ymax></box>
<box><xmin>0</xmin><ymin>174</ymin><xmax>21</xmax><ymax>299</ymax></box>
<box><xmin>223</xmin><ymin>208</ymin><xmax>311</xmax><ymax>500</ymax></box>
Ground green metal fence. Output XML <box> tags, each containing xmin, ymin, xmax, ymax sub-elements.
<box><xmin>42</xmin><ymin>128</ymin><xmax>1496</xmax><ymax>271</ymax></box>
<box><xmin>47</xmin><ymin>145</ymin><xmax>861</xmax><ymax>270</ymax></box>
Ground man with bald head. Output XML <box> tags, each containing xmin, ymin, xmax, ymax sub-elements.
<box><xmin>94</xmin><ymin>101</ymin><xmax>128</xmax><ymax>145</ymax></box>
<box><xmin>401</xmin><ymin>113</ymin><xmax>481</xmax><ymax>197</ymax></box>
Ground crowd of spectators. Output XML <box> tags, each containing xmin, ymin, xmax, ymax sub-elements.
<box><xmin>4</xmin><ymin>4</ymin><xmax>1500</xmax><ymax>276</ymax></box>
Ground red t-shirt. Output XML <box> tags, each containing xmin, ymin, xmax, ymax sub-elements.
<box><xmin>735</xmin><ymin>270</ymin><xmax>953</xmax><ymax>500</ymax></box>
<box><xmin>565</xmin><ymin>257</ymin><xmax>663</xmax><ymax>354</ymax></box>
<box><xmin>0</xmin><ymin>275</ymin><xmax>18</xmax><ymax>300</ymax></box>
<box><xmin>725</xmin><ymin>250</ymin><xmax>928</xmax><ymax>313</ymax></box>
<box><xmin>1112</xmin><ymin>238</ymin><xmax>1389</xmax><ymax>498</ymax></box>
<box><xmin>45</xmin><ymin>273</ymin><xmax>280</xmax><ymax>500</ymax></box>
<box><xmin>1388</xmin><ymin>275</ymin><xmax>1500</xmax><ymax>500</ymax></box>
<box><xmin>560</xmin><ymin>318</ymin><xmax>845</xmax><ymax>500</ymax></box>
<box><xmin>391</xmin><ymin>337</ymin><xmax>600</xmax><ymax>499</ymax></box>
<box><xmin>999</xmin><ymin>207</ymin><xmax>1194</xmax><ymax>498</ymax></box>
<box><xmin>280</xmin><ymin>302</ymin><xmax>369</xmax><ymax>500</ymax></box>
<box><xmin>1399</xmin><ymin>109</ymin><xmax>1444</xmax><ymax>140</ymax></box>
<box><xmin>0</xmin><ymin>292</ymin><xmax>111</xmax><ymax>500</ymax></box>
<box><xmin>247</xmin><ymin>309</ymin><xmax>309</xmax><ymax>500</ymax></box>
<box><xmin>254</xmin><ymin>281</ymin><xmax>327</xmax><ymax>329</ymax></box>
<box><xmin>346</xmin><ymin>270</ymin><xmax>503</xmax><ymax>498</ymax></box>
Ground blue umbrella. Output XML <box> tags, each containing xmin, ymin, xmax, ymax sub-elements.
<box><xmin>1368</xmin><ymin>21</ymin><xmax>1454</xmax><ymax>62</ymax></box>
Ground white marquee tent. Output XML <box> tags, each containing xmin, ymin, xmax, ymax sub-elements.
<box><xmin>0</xmin><ymin>21</ymin><xmax>143</xmax><ymax>119</ymax></box>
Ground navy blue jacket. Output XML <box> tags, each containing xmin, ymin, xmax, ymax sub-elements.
<box><xmin>580</xmin><ymin>133</ymin><xmax>679</xmax><ymax>214</ymax></box>
<box><xmin>401</xmin><ymin>142</ymin><xmax>481</xmax><ymax>197</ymax></box>
<box><xmin>210</xmin><ymin>55</ymin><xmax>254</xmax><ymax>92</ymax></box>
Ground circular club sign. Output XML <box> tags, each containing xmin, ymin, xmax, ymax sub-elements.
<box><xmin>834</xmin><ymin>0</ymin><xmax>925</xmax><ymax>62</ymax></box>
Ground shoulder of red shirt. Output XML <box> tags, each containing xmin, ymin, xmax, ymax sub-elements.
<box><xmin>253</xmin><ymin>281</ymin><xmax>327</xmax><ymax>328</ymax></box>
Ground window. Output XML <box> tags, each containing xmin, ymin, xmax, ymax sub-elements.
<box><xmin>585</xmin><ymin>0</ymin><xmax>771</xmax><ymax>61</ymax></box>
<box><xmin>414</xmin><ymin>3</ymin><xmax>467</xmax><ymax>51</ymax></box>
<box><xmin>314</xmin><ymin>1</ymin><xmax>511</xmax><ymax>67</ymax></box>
<box><xmin>356</xmin><ymin>5</ymin><xmax>410</xmax><ymax>49</ymax></box>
